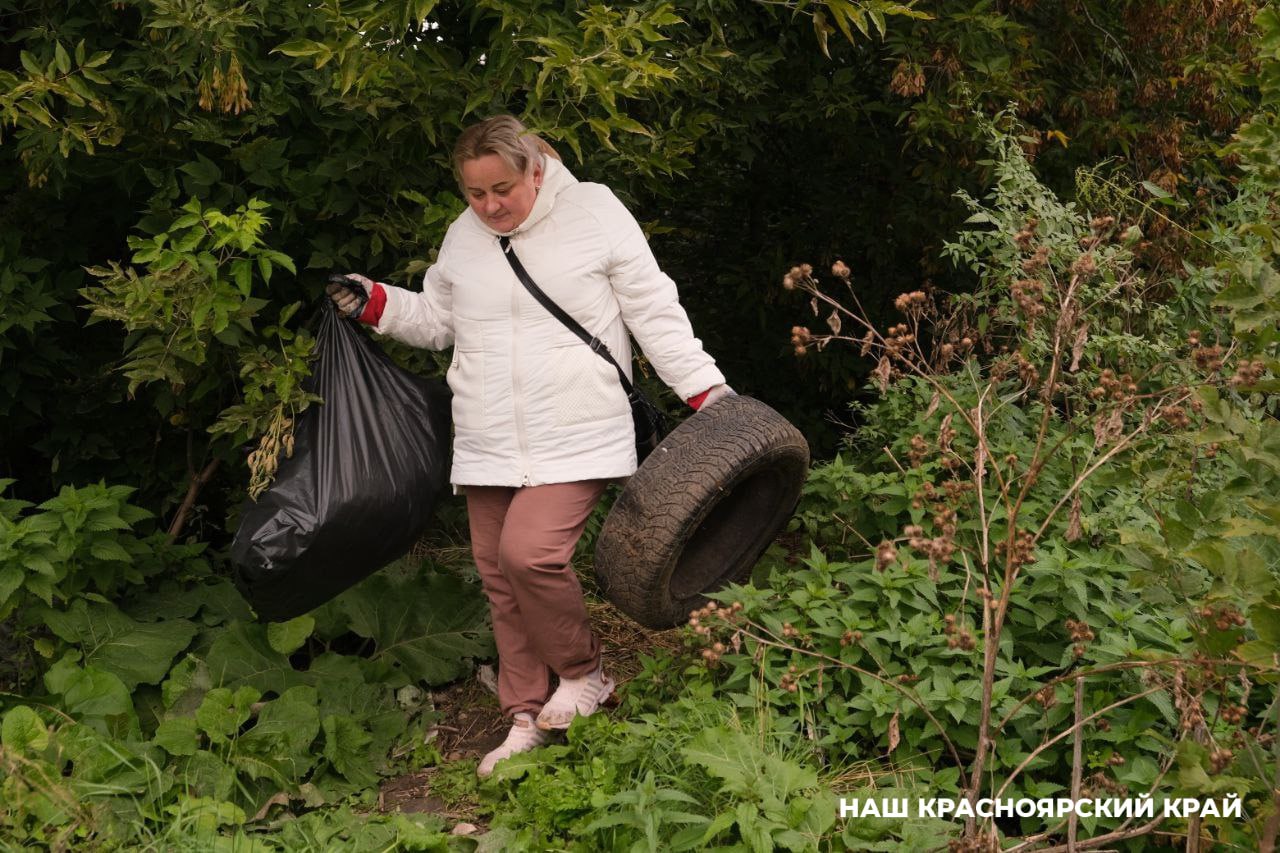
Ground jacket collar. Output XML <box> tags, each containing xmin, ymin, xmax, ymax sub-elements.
<box><xmin>468</xmin><ymin>156</ymin><xmax>578</xmax><ymax>238</ymax></box>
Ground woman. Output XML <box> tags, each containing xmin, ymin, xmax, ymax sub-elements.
<box><xmin>327</xmin><ymin>115</ymin><xmax>732</xmax><ymax>777</ymax></box>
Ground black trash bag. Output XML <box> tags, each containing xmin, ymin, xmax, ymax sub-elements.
<box><xmin>231</xmin><ymin>300</ymin><xmax>451</xmax><ymax>622</ymax></box>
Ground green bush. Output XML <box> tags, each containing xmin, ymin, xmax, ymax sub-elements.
<box><xmin>665</xmin><ymin>110</ymin><xmax>1279</xmax><ymax>848</ymax></box>
<box><xmin>0</xmin><ymin>481</ymin><xmax>493</xmax><ymax>848</ymax></box>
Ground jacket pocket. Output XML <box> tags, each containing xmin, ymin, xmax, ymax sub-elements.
<box><xmin>550</xmin><ymin>342</ymin><xmax>628</xmax><ymax>427</ymax></box>
<box><xmin>447</xmin><ymin>324</ymin><xmax>486</xmax><ymax>431</ymax></box>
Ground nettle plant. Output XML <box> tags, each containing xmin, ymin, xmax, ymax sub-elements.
<box><xmin>684</xmin><ymin>122</ymin><xmax>1278</xmax><ymax>849</ymax></box>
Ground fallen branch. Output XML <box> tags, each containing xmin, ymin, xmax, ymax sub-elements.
<box><xmin>167</xmin><ymin>458</ymin><xmax>219</xmax><ymax>543</ymax></box>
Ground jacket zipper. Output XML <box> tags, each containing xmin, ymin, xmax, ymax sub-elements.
<box><xmin>506</xmin><ymin>236</ymin><xmax>533</xmax><ymax>486</ymax></box>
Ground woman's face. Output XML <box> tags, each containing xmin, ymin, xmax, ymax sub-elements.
<box><xmin>460</xmin><ymin>153</ymin><xmax>542</xmax><ymax>232</ymax></box>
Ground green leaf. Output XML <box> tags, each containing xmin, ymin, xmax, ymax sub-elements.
<box><xmin>20</xmin><ymin>50</ymin><xmax>41</xmax><ymax>76</ymax></box>
<box><xmin>257</xmin><ymin>255</ymin><xmax>273</xmax><ymax>285</ymax></box>
<box><xmin>339</xmin><ymin>56</ymin><xmax>359</xmax><ymax>96</ymax></box>
<box><xmin>1235</xmin><ymin>640</ymin><xmax>1277</xmax><ymax>670</ymax></box>
<box><xmin>196</xmin><ymin>686</ymin><xmax>262</xmax><ymax>743</ymax></box>
<box><xmin>267</xmin><ymin>615</ymin><xmax>315</xmax><ymax>655</ymax></box>
<box><xmin>179</xmin><ymin>155</ymin><xmax>221</xmax><ymax>188</ymax></box>
<box><xmin>1221</xmin><ymin>517</ymin><xmax>1280</xmax><ymax>539</ymax></box>
<box><xmin>165</xmin><ymin>797</ymin><xmax>247</xmax><ymax>832</ymax></box>
<box><xmin>240</xmin><ymin>686</ymin><xmax>321</xmax><ymax>777</ymax></box>
<box><xmin>154</xmin><ymin>715</ymin><xmax>201</xmax><ymax>756</ymax></box>
<box><xmin>337</xmin><ymin>572</ymin><xmax>492</xmax><ymax>685</ymax></box>
<box><xmin>2</xmin><ymin>706</ymin><xmax>49</xmax><ymax>753</ymax></box>
<box><xmin>41</xmin><ymin>601</ymin><xmax>197</xmax><ymax>689</ymax></box>
<box><xmin>231</xmin><ymin>258</ymin><xmax>253</xmax><ymax>297</ymax></box>
<box><xmin>681</xmin><ymin>728</ymin><xmax>817</xmax><ymax>802</ymax></box>
<box><xmin>1140</xmin><ymin>180</ymin><xmax>1172</xmax><ymax>199</ymax></box>
<box><xmin>264</xmin><ymin>250</ymin><xmax>295</xmax><ymax>275</ymax></box>
<box><xmin>127</xmin><ymin>579</ymin><xmax>252</xmax><ymax>627</ymax></box>
<box><xmin>175</xmin><ymin>751</ymin><xmax>238</xmax><ymax>802</ymax></box>
<box><xmin>868</xmin><ymin>8</ymin><xmax>886</xmax><ymax>37</ymax></box>
<box><xmin>1251</xmin><ymin>602</ymin><xmax>1280</xmax><ymax>648</ymax></box>
<box><xmin>273</xmin><ymin>39</ymin><xmax>325</xmax><ymax>58</ymax></box>
<box><xmin>206</xmin><ymin>622</ymin><xmax>308</xmax><ymax>694</ymax></box>
<box><xmin>611</xmin><ymin>115</ymin><xmax>652</xmax><ymax>137</ymax></box>
<box><xmin>54</xmin><ymin>42</ymin><xmax>71</xmax><ymax>74</ymax></box>
<box><xmin>1141</xmin><ymin>179</ymin><xmax>1172</xmax><ymax>199</ymax></box>
<box><xmin>44</xmin><ymin>655</ymin><xmax>135</xmax><ymax>724</ymax></box>
<box><xmin>279</xmin><ymin>301</ymin><xmax>302</xmax><ymax>327</ymax></box>
<box><xmin>812</xmin><ymin>9</ymin><xmax>832</xmax><ymax>59</ymax></box>
<box><xmin>89</xmin><ymin>537</ymin><xmax>131</xmax><ymax>562</ymax></box>
<box><xmin>587</xmin><ymin>117</ymin><xmax>616</xmax><ymax>152</ymax></box>
<box><xmin>0</xmin><ymin>566</ymin><xmax>24</xmax><ymax>609</ymax></box>
<box><xmin>322</xmin><ymin>714</ymin><xmax>377</xmax><ymax>786</ymax></box>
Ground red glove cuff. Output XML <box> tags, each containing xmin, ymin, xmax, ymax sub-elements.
<box><xmin>357</xmin><ymin>282</ymin><xmax>387</xmax><ymax>325</ymax></box>
<box><xmin>686</xmin><ymin>389</ymin><xmax>711</xmax><ymax>411</ymax></box>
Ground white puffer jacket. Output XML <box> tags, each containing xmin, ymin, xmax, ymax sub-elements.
<box><xmin>371</xmin><ymin>157</ymin><xmax>725</xmax><ymax>487</ymax></box>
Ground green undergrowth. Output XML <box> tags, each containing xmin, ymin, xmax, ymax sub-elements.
<box><xmin>0</xmin><ymin>481</ymin><xmax>493</xmax><ymax>850</ymax></box>
<box><xmin>5</xmin><ymin>45</ymin><xmax>1280</xmax><ymax>846</ymax></box>
<box><xmin>426</xmin><ymin>101</ymin><xmax>1280</xmax><ymax>849</ymax></box>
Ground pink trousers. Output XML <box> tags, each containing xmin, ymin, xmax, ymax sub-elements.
<box><xmin>465</xmin><ymin>479</ymin><xmax>610</xmax><ymax>717</ymax></box>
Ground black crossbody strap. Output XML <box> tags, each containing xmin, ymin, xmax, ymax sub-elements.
<box><xmin>499</xmin><ymin>235</ymin><xmax>638</xmax><ymax>396</ymax></box>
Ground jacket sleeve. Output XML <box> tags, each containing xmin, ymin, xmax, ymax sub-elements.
<box><xmin>369</xmin><ymin>250</ymin><xmax>454</xmax><ymax>351</ymax></box>
<box><xmin>600</xmin><ymin>190</ymin><xmax>725</xmax><ymax>400</ymax></box>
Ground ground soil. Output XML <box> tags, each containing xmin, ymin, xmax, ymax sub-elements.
<box><xmin>375</xmin><ymin>593</ymin><xmax>683</xmax><ymax>828</ymax></box>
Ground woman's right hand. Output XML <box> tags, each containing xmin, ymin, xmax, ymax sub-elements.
<box><xmin>326</xmin><ymin>273</ymin><xmax>375</xmax><ymax>318</ymax></box>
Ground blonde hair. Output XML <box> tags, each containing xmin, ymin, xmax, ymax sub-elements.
<box><xmin>452</xmin><ymin>115</ymin><xmax>561</xmax><ymax>185</ymax></box>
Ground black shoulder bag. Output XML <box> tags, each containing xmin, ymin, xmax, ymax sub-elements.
<box><xmin>499</xmin><ymin>236</ymin><xmax>667</xmax><ymax>462</ymax></box>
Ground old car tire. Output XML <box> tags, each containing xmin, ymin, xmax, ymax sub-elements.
<box><xmin>594</xmin><ymin>394</ymin><xmax>810</xmax><ymax>629</ymax></box>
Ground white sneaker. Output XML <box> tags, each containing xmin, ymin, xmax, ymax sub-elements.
<box><xmin>535</xmin><ymin>666</ymin><xmax>616</xmax><ymax>731</ymax></box>
<box><xmin>476</xmin><ymin>713</ymin><xmax>550</xmax><ymax>778</ymax></box>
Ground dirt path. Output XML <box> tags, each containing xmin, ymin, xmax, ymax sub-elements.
<box><xmin>377</xmin><ymin>597</ymin><xmax>682</xmax><ymax>823</ymax></box>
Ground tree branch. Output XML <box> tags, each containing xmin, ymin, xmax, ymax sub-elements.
<box><xmin>167</xmin><ymin>458</ymin><xmax>219</xmax><ymax>543</ymax></box>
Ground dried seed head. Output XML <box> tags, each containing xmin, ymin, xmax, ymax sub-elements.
<box><xmin>875</xmin><ymin>541</ymin><xmax>898</xmax><ymax>572</ymax></box>
<box><xmin>1230</xmin><ymin>359</ymin><xmax>1267</xmax><ymax>388</ymax></box>
<box><xmin>907</xmin><ymin>434</ymin><xmax>928</xmax><ymax>467</ymax></box>
<box><xmin>890</xmin><ymin>61</ymin><xmax>926</xmax><ymax>97</ymax></box>
<box><xmin>1070</xmin><ymin>252</ymin><xmax>1098</xmax><ymax>279</ymax></box>
<box><xmin>1021</xmin><ymin>245</ymin><xmax>1051</xmax><ymax>274</ymax></box>
<box><xmin>1011</xmin><ymin>279</ymin><xmax>1045</xmax><ymax>317</ymax></box>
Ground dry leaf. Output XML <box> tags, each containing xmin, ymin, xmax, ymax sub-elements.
<box><xmin>1069</xmin><ymin>323</ymin><xmax>1089</xmax><ymax>372</ymax></box>
<box><xmin>1056</xmin><ymin>301</ymin><xmax>1077</xmax><ymax>344</ymax></box>
<box><xmin>477</xmin><ymin>664</ymin><xmax>499</xmax><ymax>696</ymax></box>
<box><xmin>810</xmin><ymin>296</ymin><xmax>819</xmax><ymax>316</ymax></box>
<box><xmin>924</xmin><ymin>390</ymin><xmax>941</xmax><ymax>419</ymax></box>
<box><xmin>1093</xmin><ymin>407</ymin><xmax>1124</xmax><ymax>447</ymax></box>
<box><xmin>252</xmin><ymin>792</ymin><xmax>291</xmax><ymax>822</ymax></box>
<box><xmin>827</xmin><ymin>310</ymin><xmax>842</xmax><ymax>335</ymax></box>
<box><xmin>887</xmin><ymin>710</ymin><xmax>901</xmax><ymax>754</ymax></box>
<box><xmin>873</xmin><ymin>357</ymin><xmax>892</xmax><ymax>392</ymax></box>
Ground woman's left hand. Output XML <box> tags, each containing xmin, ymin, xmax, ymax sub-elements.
<box><xmin>688</xmin><ymin>384</ymin><xmax>735</xmax><ymax>410</ymax></box>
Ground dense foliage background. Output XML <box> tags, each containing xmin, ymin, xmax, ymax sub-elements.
<box><xmin>2</xmin><ymin>0</ymin><xmax>1278</xmax><ymax>849</ymax></box>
